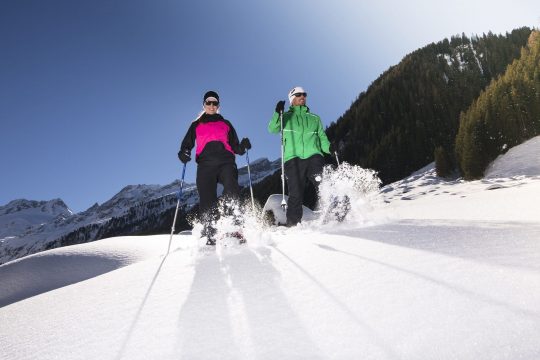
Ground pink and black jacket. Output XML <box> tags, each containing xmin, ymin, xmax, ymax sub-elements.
<box><xmin>179</xmin><ymin>113</ymin><xmax>245</xmax><ymax>165</ymax></box>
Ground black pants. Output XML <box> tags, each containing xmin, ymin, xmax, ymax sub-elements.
<box><xmin>197</xmin><ymin>162</ymin><xmax>240</xmax><ymax>238</ymax></box>
<box><xmin>284</xmin><ymin>155</ymin><xmax>325</xmax><ymax>225</ymax></box>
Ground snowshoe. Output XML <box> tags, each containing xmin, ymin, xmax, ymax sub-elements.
<box><xmin>201</xmin><ymin>222</ymin><xmax>217</xmax><ymax>246</ymax></box>
<box><xmin>218</xmin><ymin>231</ymin><xmax>246</xmax><ymax>247</ymax></box>
<box><xmin>262</xmin><ymin>194</ymin><xmax>318</xmax><ymax>226</ymax></box>
<box><xmin>322</xmin><ymin>195</ymin><xmax>351</xmax><ymax>223</ymax></box>
<box><xmin>223</xmin><ymin>231</ymin><xmax>246</xmax><ymax>245</ymax></box>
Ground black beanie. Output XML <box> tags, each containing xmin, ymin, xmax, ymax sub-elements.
<box><xmin>203</xmin><ymin>90</ymin><xmax>219</xmax><ymax>103</ymax></box>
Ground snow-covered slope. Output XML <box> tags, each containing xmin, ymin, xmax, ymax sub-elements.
<box><xmin>374</xmin><ymin>136</ymin><xmax>540</xmax><ymax>222</ymax></box>
<box><xmin>1</xmin><ymin>140</ymin><xmax>539</xmax><ymax>359</ymax></box>
<box><xmin>0</xmin><ymin>158</ymin><xmax>280</xmax><ymax>264</ymax></box>
<box><xmin>485</xmin><ymin>136</ymin><xmax>540</xmax><ymax>178</ymax></box>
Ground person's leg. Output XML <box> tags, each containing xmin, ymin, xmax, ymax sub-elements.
<box><xmin>197</xmin><ymin>165</ymin><xmax>219</xmax><ymax>243</ymax></box>
<box><xmin>308</xmin><ymin>155</ymin><xmax>350</xmax><ymax>222</ymax></box>
<box><xmin>218</xmin><ymin>162</ymin><xmax>240</xmax><ymax>200</ymax></box>
<box><xmin>284</xmin><ymin>157</ymin><xmax>306</xmax><ymax>226</ymax></box>
<box><xmin>216</xmin><ymin>162</ymin><xmax>246</xmax><ymax>242</ymax></box>
<box><xmin>306</xmin><ymin>155</ymin><xmax>325</xmax><ymax>205</ymax></box>
<box><xmin>218</xmin><ymin>162</ymin><xmax>242</xmax><ymax>224</ymax></box>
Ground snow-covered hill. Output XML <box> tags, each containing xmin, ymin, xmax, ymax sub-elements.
<box><xmin>0</xmin><ymin>158</ymin><xmax>281</xmax><ymax>264</ymax></box>
<box><xmin>374</xmin><ymin>136</ymin><xmax>540</xmax><ymax>222</ymax></box>
<box><xmin>1</xmin><ymin>139</ymin><xmax>539</xmax><ymax>359</ymax></box>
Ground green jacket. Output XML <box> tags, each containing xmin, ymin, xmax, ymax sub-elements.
<box><xmin>268</xmin><ymin>105</ymin><xmax>331</xmax><ymax>162</ymax></box>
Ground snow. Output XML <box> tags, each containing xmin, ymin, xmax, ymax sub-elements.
<box><xmin>437</xmin><ymin>39</ymin><xmax>483</xmax><ymax>74</ymax></box>
<box><xmin>0</xmin><ymin>199</ymin><xmax>71</xmax><ymax>240</ymax></box>
<box><xmin>374</xmin><ymin>135</ymin><xmax>540</xmax><ymax>223</ymax></box>
<box><xmin>485</xmin><ymin>136</ymin><xmax>540</xmax><ymax>178</ymax></box>
<box><xmin>1</xmin><ymin>137</ymin><xmax>540</xmax><ymax>359</ymax></box>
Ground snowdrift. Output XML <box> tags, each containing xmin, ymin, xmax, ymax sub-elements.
<box><xmin>0</xmin><ymin>236</ymin><xmax>167</xmax><ymax>307</ymax></box>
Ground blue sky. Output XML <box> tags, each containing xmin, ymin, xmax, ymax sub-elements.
<box><xmin>1</xmin><ymin>0</ymin><xmax>539</xmax><ymax>212</ymax></box>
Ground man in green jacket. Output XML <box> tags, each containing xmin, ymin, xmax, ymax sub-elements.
<box><xmin>268</xmin><ymin>86</ymin><xmax>334</xmax><ymax>226</ymax></box>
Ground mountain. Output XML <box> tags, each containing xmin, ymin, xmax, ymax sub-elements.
<box><xmin>0</xmin><ymin>158</ymin><xmax>281</xmax><ymax>264</ymax></box>
<box><xmin>326</xmin><ymin>27</ymin><xmax>533</xmax><ymax>183</ymax></box>
<box><xmin>238</xmin><ymin>157</ymin><xmax>281</xmax><ymax>184</ymax></box>
<box><xmin>0</xmin><ymin>199</ymin><xmax>72</xmax><ymax>240</ymax></box>
<box><xmin>1</xmin><ymin>136</ymin><xmax>539</xmax><ymax>359</ymax></box>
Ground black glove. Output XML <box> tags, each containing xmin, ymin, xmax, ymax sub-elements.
<box><xmin>240</xmin><ymin>137</ymin><xmax>252</xmax><ymax>151</ymax></box>
<box><xmin>178</xmin><ymin>149</ymin><xmax>191</xmax><ymax>164</ymax></box>
<box><xmin>275</xmin><ymin>100</ymin><xmax>285</xmax><ymax>113</ymax></box>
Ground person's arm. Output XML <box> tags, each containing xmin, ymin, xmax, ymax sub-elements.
<box><xmin>268</xmin><ymin>100</ymin><xmax>286</xmax><ymax>133</ymax></box>
<box><xmin>268</xmin><ymin>112</ymin><xmax>281</xmax><ymax>134</ymax></box>
<box><xmin>226</xmin><ymin>121</ymin><xmax>245</xmax><ymax>155</ymax></box>
<box><xmin>317</xmin><ymin>117</ymin><xmax>331</xmax><ymax>154</ymax></box>
<box><xmin>178</xmin><ymin>122</ymin><xmax>197</xmax><ymax>163</ymax></box>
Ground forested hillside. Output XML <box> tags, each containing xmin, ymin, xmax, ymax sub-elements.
<box><xmin>326</xmin><ymin>27</ymin><xmax>533</xmax><ymax>183</ymax></box>
<box><xmin>455</xmin><ymin>30</ymin><xmax>540</xmax><ymax>179</ymax></box>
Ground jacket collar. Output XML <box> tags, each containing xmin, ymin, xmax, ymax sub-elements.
<box><xmin>199</xmin><ymin>113</ymin><xmax>224</xmax><ymax>123</ymax></box>
<box><xmin>289</xmin><ymin>105</ymin><xmax>310</xmax><ymax>114</ymax></box>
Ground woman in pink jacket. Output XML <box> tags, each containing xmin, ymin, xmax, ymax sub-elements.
<box><xmin>178</xmin><ymin>91</ymin><xmax>251</xmax><ymax>245</ymax></box>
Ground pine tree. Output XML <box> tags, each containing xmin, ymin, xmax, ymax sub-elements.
<box><xmin>434</xmin><ymin>146</ymin><xmax>453</xmax><ymax>177</ymax></box>
<box><xmin>455</xmin><ymin>30</ymin><xmax>540</xmax><ymax>179</ymax></box>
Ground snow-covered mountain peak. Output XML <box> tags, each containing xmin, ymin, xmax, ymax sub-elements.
<box><xmin>247</xmin><ymin>157</ymin><xmax>270</xmax><ymax>166</ymax></box>
<box><xmin>237</xmin><ymin>157</ymin><xmax>281</xmax><ymax>185</ymax></box>
<box><xmin>101</xmin><ymin>184</ymin><xmax>163</xmax><ymax>208</ymax></box>
<box><xmin>0</xmin><ymin>198</ymin><xmax>71</xmax><ymax>217</ymax></box>
<box><xmin>0</xmin><ymin>199</ymin><xmax>73</xmax><ymax>241</ymax></box>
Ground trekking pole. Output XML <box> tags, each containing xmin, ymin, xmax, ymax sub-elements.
<box><xmin>245</xmin><ymin>149</ymin><xmax>256</xmax><ymax>212</ymax></box>
<box><xmin>167</xmin><ymin>163</ymin><xmax>186</xmax><ymax>254</ymax></box>
<box><xmin>334</xmin><ymin>150</ymin><xmax>340</xmax><ymax>166</ymax></box>
<box><xmin>279</xmin><ymin>109</ymin><xmax>287</xmax><ymax>211</ymax></box>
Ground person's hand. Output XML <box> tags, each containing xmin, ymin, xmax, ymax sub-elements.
<box><xmin>178</xmin><ymin>149</ymin><xmax>191</xmax><ymax>164</ymax></box>
<box><xmin>240</xmin><ymin>138</ymin><xmax>252</xmax><ymax>150</ymax></box>
<box><xmin>275</xmin><ymin>100</ymin><xmax>285</xmax><ymax>113</ymax></box>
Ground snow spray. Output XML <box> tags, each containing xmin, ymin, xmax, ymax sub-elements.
<box><xmin>317</xmin><ymin>162</ymin><xmax>382</xmax><ymax>226</ymax></box>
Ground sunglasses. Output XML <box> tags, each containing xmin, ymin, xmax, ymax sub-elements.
<box><xmin>293</xmin><ymin>92</ymin><xmax>307</xmax><ymax>98</ymax></box>
<box><xmin>204</xmin><ymin>101</ymin><xmax>219</xmax><ymax>106</ymax></box>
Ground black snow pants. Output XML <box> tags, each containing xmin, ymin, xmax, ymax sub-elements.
<box><xmin>197</xmin><ymin>162</ymin><xmax>240</xmax><ymax>239</ymax></box>
<box><xmin>284</xmin><ymin>154</ymin><xmax>325</xmax><ymax>226</ymax></box>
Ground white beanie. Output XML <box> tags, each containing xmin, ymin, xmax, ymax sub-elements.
<box><xmin>288</xmin><ymin>86</ymin><xmax>306</xmax><ymax>104</ymax></box>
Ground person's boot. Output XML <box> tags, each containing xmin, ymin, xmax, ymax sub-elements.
<box><xmin>202</xmin><ymin>222</ymin><xmax>217</xmax><ymax>246</ymax></box>
<box><xmin>224</xmin><ymin>231</ymin><xmax>246</xmax><ymax>244</ymax></box>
